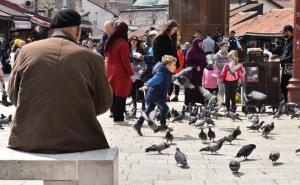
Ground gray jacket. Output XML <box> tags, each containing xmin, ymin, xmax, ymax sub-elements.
<box><xmin>214</xmin><ymin>50</ymin><xmax>229</xmax><ymax>75</ymax></box>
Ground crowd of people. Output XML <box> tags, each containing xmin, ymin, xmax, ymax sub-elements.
<box><xmin>0</xmin><ymin>8</ymin><xmax>294</xmax><ymax>153</ymax></box>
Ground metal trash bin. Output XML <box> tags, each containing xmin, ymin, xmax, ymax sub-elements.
<box><xmin>242</xmin><ymin>49</ymin><xmax>281</xmax><ymax>107</ymax></box>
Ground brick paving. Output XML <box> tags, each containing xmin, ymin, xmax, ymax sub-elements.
<box><xmin>0</xmin><ymin>77</ymin><xmax>300</xmax><ymax>184</ymax></box>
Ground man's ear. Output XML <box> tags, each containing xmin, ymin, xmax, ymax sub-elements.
<box><xmin>76</xmin><ymin>26</ymin><xmax>81</xmax><ymax>41</ymax></box>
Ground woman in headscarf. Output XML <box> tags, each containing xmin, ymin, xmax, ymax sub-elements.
<box><xmin>184</xmin><ymin>38</ymin><xmax>207</xmax><ymax>105</ymax></box>
<box><xmin>105</xmin><ymin>22</ymin><xmax>135</xmax><ymax>123</ymax></box>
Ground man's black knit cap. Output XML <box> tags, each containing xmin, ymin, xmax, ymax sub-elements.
<box><xmin>50</xmin><ymin>9</ymin><xmax>81</xmax><ymax>29</ymax></box>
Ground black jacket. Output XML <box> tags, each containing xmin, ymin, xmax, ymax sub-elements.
<box><xmin>280</xmin><ymin>36</ymin><xmax>293</xmax><ymax>75</ymax></box>
<box><xmin>271</xmin><ymin>46</ymin><xmax>283</xmax><ymax>57</ymax></box>
<box><xmin>153</xmin><ymin>35</ymin><xmax>179</xmax><ymax>68</ymax></box>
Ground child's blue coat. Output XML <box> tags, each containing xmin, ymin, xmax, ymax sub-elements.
<box><xmin>145</xmin><ymin>62</ymin><xmax>172</xmax><ymax>103</ymax></box>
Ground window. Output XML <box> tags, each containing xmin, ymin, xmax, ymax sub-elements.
<box><xmin>129</xmin><ymin>20</ymin><xmax>132</xmax><ymax>25</ymax></box>
<box><xmin>152</xmin><ymin>19</ymin><xmax>156</xmax><ymax>25</ymax></box>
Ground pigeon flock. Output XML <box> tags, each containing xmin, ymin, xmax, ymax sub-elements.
<box><xmin>131</xmin><ymin>68</ymin><xmax>300</xmax><ymax>174</ymax></box>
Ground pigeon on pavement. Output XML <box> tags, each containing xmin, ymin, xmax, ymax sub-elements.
<box><xmin>208</xmin><ymin>127</ymin><xmax>216</xmax><ymax>141</ymax></box>
<box><xmin>199</xmin><ymin>128</ymin><xmax>207</xmax><ymax>143</ymax></box>
<box><xmin>261</xmin><ymin>122</ymin><xmax>275</xmax><ymax>138</ymax></box>
<box><xmin>199</xmin><ymin>139</ymin><xmax>225</xmax><ymax>154</ymax></box>
<box><xmin>165</xmin><ymin>129</ymin><xmax>174</xmax><ymax>143</ymax></box>
<box><xmin>229</xmin><ymin>160</ymin><xmax>240</xmax><ymax>173</ymax></box>
<box><xmin>145</xmin><ymin>143</ymin><xmax>170</xmax><ymax>153</ymax></box>
<box><xmin>236</xmin><ymin>144</ymin><xmax>256</xmax><ymax>160</ymax></box>
<box><xmin>247</xmin><ymin>121</ymin><xmax>265</xmax><ymax>132</ymax></box>
<box><xmin>175</xmin><ymin>148</ymin><xmax>188</xmax><ymax>168</ymax></box>
<box><xmin>269</xmin><ymin>151</ymin><xmax>280</xmax><ymax>164</ymax></box>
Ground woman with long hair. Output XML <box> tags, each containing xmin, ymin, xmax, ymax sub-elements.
<box><xmin>105</xmin><ymin>22</ymin><xmax>135</xmax><ymax>123</ymax></box>
<box><xmin>185</xmin><ymin>38</ymin><xmax>207</xmax><ymax>105</ymax></box>
<box><xmin>129</xmin><ymin>35</ymin><xmax>146</xmax><ymax>112</ymax></box>
<box><xmin>153</xmin><ymin>20</ymin><xmax>178</xmax><ymax>66</ymax></box>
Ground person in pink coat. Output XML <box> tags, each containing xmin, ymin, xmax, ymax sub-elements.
<box><xmin>202</xmin><ymin>54</ymin><xmax>219</xmax><ymax>93</ymax></box>
<box><xmin>219</xmin><ymin>50</ymin><xmax>244</xmax><ymax>112</ymax></box>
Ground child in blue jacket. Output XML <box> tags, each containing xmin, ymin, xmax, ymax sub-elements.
<box><xmin>132</xmin><ymin>55</ymin><xmax>177</xmax><ymax>136</ymax></box>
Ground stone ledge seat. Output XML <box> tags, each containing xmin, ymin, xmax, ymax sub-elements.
<box><xmin>0</xmin><ymin>147</ymin><xmax>119</xmax><ymax>185</ymax></box>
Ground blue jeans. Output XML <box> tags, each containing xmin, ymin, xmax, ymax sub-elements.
<box><xmin>136</xmin><ymin>101</ymin><xmax>169</xmax><ymax>127</ymax></box>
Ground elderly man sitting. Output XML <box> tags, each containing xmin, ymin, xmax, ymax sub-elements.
<box><xmin>8</xmin><ymin>9</ymin><xmax>112</xmax><ymax>154</ymax></box>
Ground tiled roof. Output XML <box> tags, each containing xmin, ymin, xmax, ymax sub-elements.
<box><xmin>230</xmin><ymin>11</ymin><xmax>258</xmax><ymax>27</ymax></box>
<box><xmin>231</xmin><ymin>9</ymin><xmax>294</xmax><ymax>36</ymax></box>
<box><xmin>230</xmin><ymin>3</ymin><xmax>264</xmax><ymax>17</ymax></box>
<box><xmin>268</xmin><ymin>0</ymin><xmax>294</xmax><ymax>8</ymax></box>
<box><xmin>129</xmin><ymin>26</ymin><xmax>150</xmax><ymax>37</ymax></box>
<box><xmin>133</xmin><ymin>0</ymin><xmax>159</xmax><ymax>7</ymax></box>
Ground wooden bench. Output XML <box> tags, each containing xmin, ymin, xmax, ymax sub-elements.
<box><xmin>0</xmin><ymin>147</ymin><xmax>119</xmax><ymax>185</ymax></box>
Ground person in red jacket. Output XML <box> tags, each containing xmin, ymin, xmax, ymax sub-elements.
<box><xmin>105</xmin><ymin>22</ymin><xmax>135</xmax><ymax>123</ymax></box>
<box><xmin>219</xmin><ymin>50</ymin><xmax>244</xmax><ymax>112</ymax></box>
<box><xmin>168</xmin><ymin>45</ymin><xmax>185</xmax><ymax>102</ymax></box>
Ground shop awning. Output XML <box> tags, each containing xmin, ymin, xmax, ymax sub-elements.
<box><xmin>13</xmin><ymin>20</ymin><xmax>32</xmax><ymax>30</ymax></box>
<box><xmin>0</xmin><ymin>10</ymin><xmax>11</xmax><ymax>20</ymax></box>
<box><xmin>30</xmin><ymin>16</ymin><xmax>50</xmax><ymax>28</ymax></box>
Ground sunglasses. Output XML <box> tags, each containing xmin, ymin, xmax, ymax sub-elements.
<box><xmin>131</xmin><ymin>38</ymin><xmax>138</xmax><ymax>41</ymax></box>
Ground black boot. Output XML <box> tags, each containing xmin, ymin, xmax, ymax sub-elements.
<box><xmin>132</xmin><ymin>122</ymin><xmax>143</xmax><ymax>136</ymax></box>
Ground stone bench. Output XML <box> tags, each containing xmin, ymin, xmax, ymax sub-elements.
<box><xmin>0</xmin><ymin>147</ymin><xmax>119</xmax><ymax>185</ymax></box>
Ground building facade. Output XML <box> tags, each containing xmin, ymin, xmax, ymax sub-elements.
<box><xmin>119</xmin><ymin>0</ymin><xmax>168</xmax><ymax>30</ymax></box>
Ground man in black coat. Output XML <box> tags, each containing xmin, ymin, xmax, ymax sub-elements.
<box><xmin>280</xmin><ymin>25</ymin><xmax>293</xmax><ymax>102</ymax></box>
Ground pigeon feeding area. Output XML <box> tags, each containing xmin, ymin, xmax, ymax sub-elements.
<box><xmin>1</xmin><ymin>81</ymin><xmax>300</xmax><ymax>185</ymax></box>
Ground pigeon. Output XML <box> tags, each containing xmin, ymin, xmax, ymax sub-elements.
<box><xmin>0</xmin><ymin>115</ymin><xmax>12</xmax><ymax>125</ymax></box>
<box><xmin>229</xmin><ymin>160</ymin><xmax>240</xmax><ymax>173</ymax></box>
<box><xmin>173</xmin><ymin>76</ymin><xmax>195</xmax><ymax>89</ymax></box>
<box><xmin>175</xmin><ymin>148</ymin><xmax>188</xmax><ymax>168</ymax></box>
<box><xmin>269</xmin><ymin>151</ymin><xmax>280</xmax><ymax>164</ymax></box>
<box><xmin>273</xmin><ymin>106</ymin><xmax>283</xmax><ymax>119</ymax></box>
<box><xmin>232</xmin><ymin>126</ymin><xmax>241</xmax><ymax>139</ymax></box>
<box><xmin>199</xmin><ymin>139</ymin><xmax>225</xmax><ymax>154</ymax></box>
<box><xmin>199</xmin><ymin>128</ymin><xmax>207</xmax><ymax>143</ymax></box>
<box><xmin>247</xmin><ymin>91</ymin><xmax>267</xmax><ymax>101</ymax></box>
<box><xmin>188</xmin><ymin>116</ymin><xmax>198</xmax><ymax>125</ymax></box>
<box><xmin>247</xmin><ymin>121</ymin><xmax>265</xmax><ymax>132</ymax></box>
<box><xmin>296</xmin><ymin>149</ymin><xmax>300</xmax><ymax>153</ymax></box>
<box><xmin>208</xmin><ymin>127</ymin><xmax>216</xmax><ymax>141</ymax></box>
<box><xmin>223</xmin><ymin>134</ymin><xmax>235</xmax><ymax>145</ymax></box>
<box><xmin>145</xmin><ymin>143</ymin><xmax>170</xmax><ymax>153</ymax></box>
<box><xmin>261</xmin><ymin>122</ymin><xmax>275</xmax><ymax>138</ymax></box>
<box><xmin>227</xmin><ymin>111</ymin><xmax>242</xmax><ymax>121</ymax></box>
<box><xmin>172</xmin><ymin>113</ymin><xmax>184</xmax><ymax>123</ymax></box>
<box><xmin>291</xmin><ymin>108</ymin><xmax>300</xmax><ymax>119</ymax></box>
<box><xmin>206</xmin><ymin>118</ymin><xmax>215</xmax><ymax>126</ymax></box>
<box><xmin>260</xmin><ymin>105</ymin><xmax>266</xmax><ymax>114</ymax></box>
<box><xmin>165</xmin><ymin>129</ymin><xmax>174</xmax><ymax>143</ymax></box>
<box><xmin>236</xmin><ymin>144</ymin><xmax>256</xmax><ymax>159</ymax></box>
<box><xmin>249</xmin><ymin>115</ymin><xmax>259</xmax><ymax>125</ymax></box>
<box><xmin>198</xmin><ymin>87</ymin><xmax>223</xmax><ymax>110</ymax></box>
<box><xmin>195</xmin><ymin>119</ymin><xmax>206</xmax><ymax>128</ymax></box>
<box><xmin>173</xmin><ymin>66</ymin><xmax>193</xmax><ymax>80</ymax></box>
<box><xmin>171</xmin><ymin>108</ymin><xmax>180</xmax><ymax>118</ymax></box>
<box><xmin>1</xmin><ymin>91</ymin><xmax>13</xmax><ymax>107</ymax></box>
<box><xmin>0</xmin><ymin>114</ymin><xmax>6</xmax><ymax>119</ymax></box>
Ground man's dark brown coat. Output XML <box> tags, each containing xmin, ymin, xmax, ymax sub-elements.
<box><xmin>8</xmin><ymin>31</ymin><xmax>113</xmax><ymax>153</ymax></box>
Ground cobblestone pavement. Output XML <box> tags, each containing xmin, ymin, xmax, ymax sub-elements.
<box><xmin>0</xmin><ymin>78</ymin><xmax>300</xmax><ymax>185</ymax></box>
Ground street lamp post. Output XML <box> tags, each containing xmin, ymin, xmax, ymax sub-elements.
<box><xmin>288</xmin><ymin>0</ymin><xmax>300</xmax><ymax>105</ymax></box>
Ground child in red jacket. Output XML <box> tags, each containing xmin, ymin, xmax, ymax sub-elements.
<box><xmin>219</xmin><ymin>50</ymin><xmax>244</xmax><ymax>112</ymax></box>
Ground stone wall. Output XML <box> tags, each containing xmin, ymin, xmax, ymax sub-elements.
<box><xmin>119</xmin><ymin>8</ymin><xmax>168</xmax><ymax>28</ymax></box>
